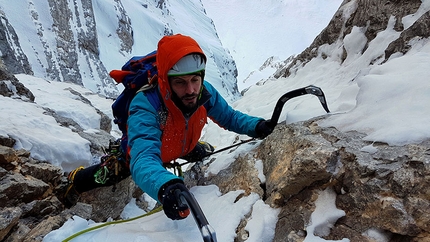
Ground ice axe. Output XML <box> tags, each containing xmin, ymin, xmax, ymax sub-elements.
<box><xmin>175</xmin><ymin>189</ymin><xmax>217</xmax><ymax>242</ymax></box>
<box><xmin>267</xmin><ymin>84</ymin><xmax>330</xmax><ymax>129</ymax></box>
<box><xmin>203</xmin><ymin>85</ymin><xmax>330</xmax><ymax>156</ymax></box>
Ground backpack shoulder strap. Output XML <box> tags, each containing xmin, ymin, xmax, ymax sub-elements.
<box><xmin>137</xmin><ymin>83</ymin><xmax>156</xmax><ymax>93</ymax></box>
<box><xmin>136</xmin><ymin>83</ymin><xmax>165</xmax><ymax>122</ymax></box>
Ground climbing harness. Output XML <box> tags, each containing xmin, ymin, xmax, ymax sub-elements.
<box><xmin>94</xmin><ymin>139</ymin><xmax>130</xmax><ymax>192</ymax></box>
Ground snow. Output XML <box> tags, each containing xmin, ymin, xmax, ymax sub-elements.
<box><xmin>0</xmin><ymin>94</ymin><xmax>92</xmax><ymax>171</ymax></box>
<box><xmin>44</xmin><ymin>186</ymin><xmax>263</xmax><ymax>242</ymax></box>
<box><xmin>1</xmin><ymin>0</ymin><xmax>430</xmax><ymax>241</ymax></box>
<box><xmin>304</xmin><ymin>188</ymin><xmax>347</xmax><ymax>242</ymax></box>
<box><xmin>362</xmin><ymin>228</ymin><xmax>391</xmax><ymax>242</ymax></box>
<box><xmin>244</xmin><ymin>200</ymin><xmax>280</xmax><ymax>241</ymax></box>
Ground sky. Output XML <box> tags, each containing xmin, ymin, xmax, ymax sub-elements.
<box><xmin>1</xmin><ymin>0</ymin><xmax>430</xmax><ymax>241</ymax></box>
<box><xmin>200</xmin><ymin>0</ymin><xmax>343</xmax><ymax>91</ymax></box>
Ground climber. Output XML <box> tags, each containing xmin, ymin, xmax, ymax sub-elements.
<box><xmin>64</xmin><ymin>34</ymin><xmax>274</xmax><ymax>220</ymax></box>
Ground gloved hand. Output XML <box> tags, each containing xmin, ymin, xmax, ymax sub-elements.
<box><xmin>255</xmin><ymin>119</ymin><xmax>274</xmax><ymax>139</ymax></box>
<box><xmin>181</xmin><ymin>141</ymin><xmax>215</xmax><ymax>162</ymax></box>
<box><xmin>159</xmin><ymin>180</ymin><xmax>190</xmax><ymax>220</ymax></box>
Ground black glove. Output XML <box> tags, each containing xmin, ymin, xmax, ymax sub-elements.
<box><xmin>181</xmin><ymin>141</ymin><xmax>215</xmax><ymax>162</ymax></box>
<box><xmin>255</xmin><ymin>119</ymin><xmax>274</xmax><ymax>139</ymax></box>
<box><xmin>158</xmin><ymin>180</ymin><xmax>190</xmax><ymax>220</ymax></box>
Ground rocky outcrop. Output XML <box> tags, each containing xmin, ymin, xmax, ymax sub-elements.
<box><xmin>385</xmin><ymin>11</ymin><xmax>430</xmax><ymax>60</ymax></box>
<box><xmin>0</xmin><ymin>12</ymin><xmax>32</xmax><ymax>75</ymax></box>
<box><xmin>262</xmin><ymin>119</ymin><xmax>430</xmax><ymax>241</ymax></box>
<box><xmin>0</xmin><ymin>144</ymin><xmax>142</xmax><ymax>241</ymax></box>
<box><xmin>1</xmin><ymin>0</ymin><xmax>429</xmax><ymax>241</ymax></box>
<box><xmin>0</xmin><ymin>146</ymin><xmax>64</xmax><ymax>241</ymax></box>
<box><xmin>274</xmin><ymin>0</ymin><xmax>426</xmax><ymax>78</ymax></box>
<box><xmin>187</xmin><ymin>118</ymin><xmax>430</xmax><ymax>241</ymax></box>
<box><xmin>0</xmin><ymin>65</ymin><xmax>34</xmax><ymax>102</ymax></box>
<box><xmin>2</xmin><ymin>119</ymin><xmax>429</xmax><ymax>241</ymax></box>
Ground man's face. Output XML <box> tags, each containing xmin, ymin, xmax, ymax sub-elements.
<box><xmin>169</xmin><ymin>74</ymin><xmax>202</xmax><ymax>109</ymax></box>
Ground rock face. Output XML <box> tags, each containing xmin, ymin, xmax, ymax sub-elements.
<box><xmin>274</xmin><ymin>0</ymin><xmax>425</xmax><ymax>78</ymax></box>
<box><xmin>261</xmin><ymin>119</ymin><xmax>430</xmax><ymax>241</ymax></box>
<box><xmin>0</xmin><ymin>13</ymin><xmax>32</xmax><ymax>75</ymax></box>
<box><xmin>0</xmin><ymin>0</ymin><xmax>118</xmax><ymax>98</ymax></box>
<box><xmin>187</xmin><ymin>118</ymin><xmax>429</xmax><ymax>241</ymax></box>
<box><xmin>0</xmin><ymin>146</ymin><xmax>64</xmax><ymax>241</ymax></box>
<box><xmin>1</xmin><ymin>0</ymin><xmax>430</xmax><ymax>241</ymax></box>
<box><xmin>0</xmin><ymin>65</ymin><xmax>34</xmax><ymax>102</ymax></box>
<box><xmin>1</xmin><ymin>119</ymin><xmax>429</xmax><ymax>241</ymax></box>
<box><xmin>0</xmin><ymin>144</ymin><xmax>141</xmax><ymax>241</ymax></box>
<box><xmin>0</xmin><ymin>0</ymin><xmax>240</xmax><ymax>100</ymax></box>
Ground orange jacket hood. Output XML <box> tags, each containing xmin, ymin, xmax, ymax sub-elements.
<box><xmin>156</xmin><ymin>34</ymin><xmax>206</xmax><ymax>98</ymax></box>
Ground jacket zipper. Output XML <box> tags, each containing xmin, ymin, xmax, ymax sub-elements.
<box><xmin>182</xmin><ymin>118</ymin><xmax>189</xmax><ymax>156</ymax></box>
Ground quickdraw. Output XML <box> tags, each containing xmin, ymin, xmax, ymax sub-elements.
<box><xmin>94</xmin><ymin>155</ymin><xmax>120</xmax><ymax>184</ymax></box>
<box><xmin>94</xmin><ymin>139</ymin><xmax>130</xmax><ymax>192</ymax></box>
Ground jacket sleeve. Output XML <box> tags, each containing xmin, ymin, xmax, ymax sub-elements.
<box><xmin>127</xmin><ymin>91</ymin><xmax>179</xmax><ymax>202</ymax></box>
<box><xmin>204</xmin><ymin>81</ymin><xmax>263</xmax><ymax>138</ymax></box>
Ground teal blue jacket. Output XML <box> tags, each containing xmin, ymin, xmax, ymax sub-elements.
<box><xmin>127</xmin><ymin>81</ymin><xmax>262</xmax><ymax>201</ymax></box>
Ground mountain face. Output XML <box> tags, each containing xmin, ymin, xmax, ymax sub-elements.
<box><xmin>1</xmin><ymin>0</ymin><xmax>430</xmax><ymax>241</ymax></box>
<box><xmin>0</xmin><ymin>0</ymin><xmax>239</xmax><ymax>100</ymax></box>
<box><xmin>274</xmin><ymin>0</ymin><xmax>425</xmax><ymax>78</ymax></box>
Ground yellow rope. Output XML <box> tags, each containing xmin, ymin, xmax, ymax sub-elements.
<box><xmin>62</xmin><ymin>206</ymin><xmax>163</xmax><ymax>242</ymax></box>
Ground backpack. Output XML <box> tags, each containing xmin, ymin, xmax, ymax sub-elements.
<box><xmin>109</xmin><ymin>50</ymin><xmax>162</xmax><ymax>156</ymax></box>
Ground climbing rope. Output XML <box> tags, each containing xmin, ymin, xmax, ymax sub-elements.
<box><xmin>62</xmin><ymin>206</ymin><xmax>163</xmax><ymax>242</ymax></box>
<box><xmin>62</xmin><ymin>161</ymin><xmax>184</xmax><ymax>241</ymax></box>
<box><xmin>62</xmin><ymin>139</ymin><xmax>164</xmax><ymax>241</ymax></box>
<box><xmin>62</xmin><ymin>138</ymin><xmax>254</xmax><ymax>241</ymax></box>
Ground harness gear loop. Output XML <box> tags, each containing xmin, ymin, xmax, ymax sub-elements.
<box><xmin>94</xmin><ymin>139</ymin><xmax>130</xmax><ymax>192</ymax></box>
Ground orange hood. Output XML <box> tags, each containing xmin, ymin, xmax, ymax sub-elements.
<box><xmin>156</xmin><ymin>34</ymin><xmax>206</xmax><ymax>99</ymax></box>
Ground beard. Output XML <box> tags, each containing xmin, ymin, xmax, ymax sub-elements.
<box><xmin>182</xmin><ymin>93</ymin><xmax>198</xmax><ymax>104</ymax></box>
<box><xmin>171</xmin><ymin>92</ymin><xmax>199</xmax><ymax>114</ymax></box>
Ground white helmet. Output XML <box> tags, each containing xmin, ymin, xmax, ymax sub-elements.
<box><xmin>167</xmin><ymin>54</ymin><xmax>206</xmax><ymax>76</ymax></box>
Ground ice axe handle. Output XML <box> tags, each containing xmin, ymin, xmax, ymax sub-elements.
<box><xmin>178</xmin><ymin>190</ymin><xmax>218</xmax><ymax>242</ymax></box>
